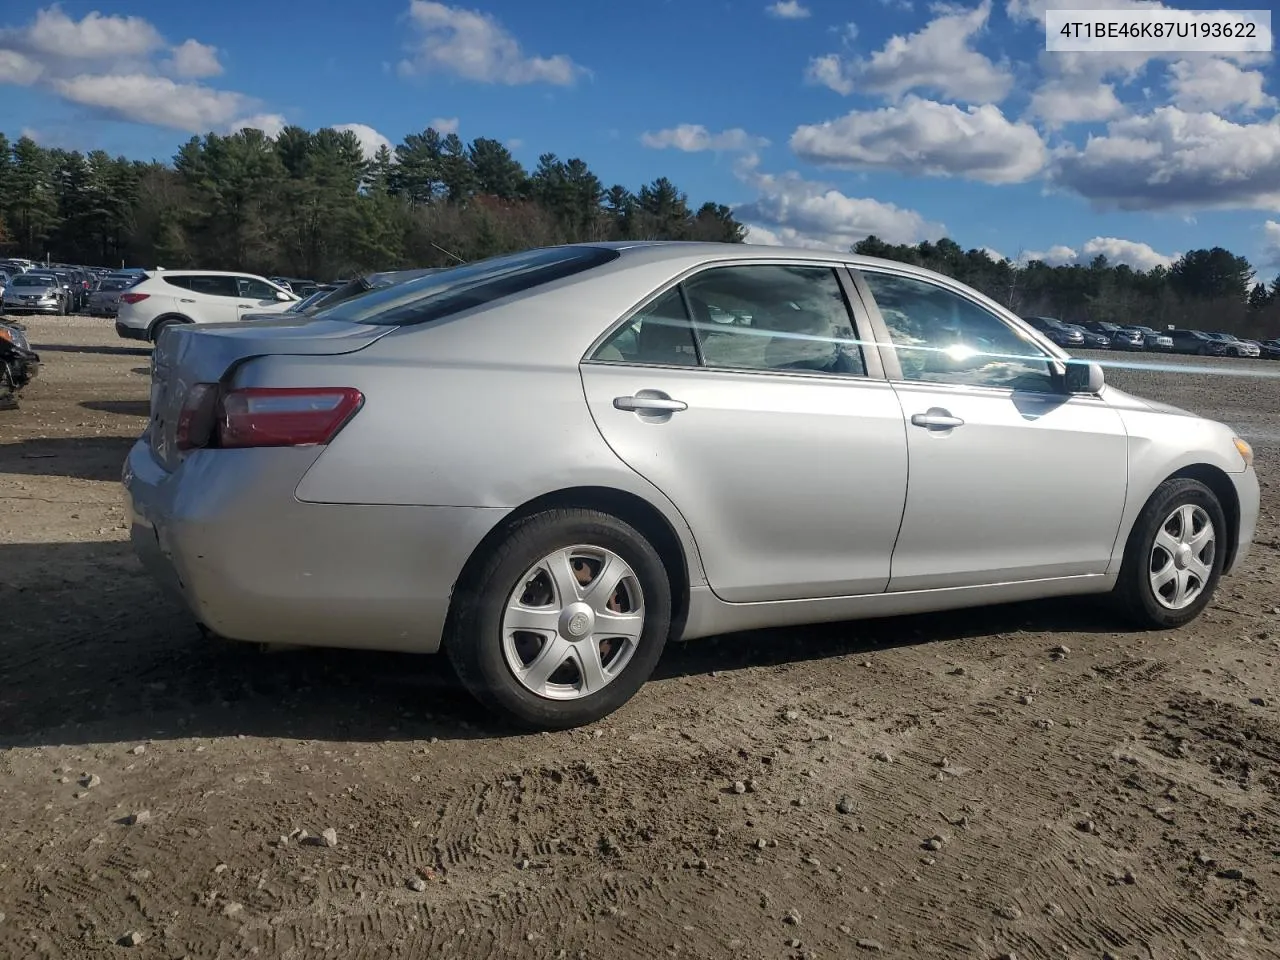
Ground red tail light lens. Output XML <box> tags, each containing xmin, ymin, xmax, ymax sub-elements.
<box><xmin>119</xmin><ymin>292</ymin><xmax>150</xmax><ymax>305</ymax></box>
<box><xmin>218</xmin><ymin>387</ymin><xmax>364</xmax><ymax>448</ymax></box>
<box><xmin>174</xmin><ymin>383</ymin><xmax>219</xmax><ymax>451</ymax></box>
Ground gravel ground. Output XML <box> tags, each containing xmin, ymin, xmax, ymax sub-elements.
<box><xmin>1</xmin><ymin>318</ymin><xmax>1279</xmax><ymax>960</ymax></box>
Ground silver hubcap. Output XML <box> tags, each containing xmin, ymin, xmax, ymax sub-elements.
<box><xmin>1149</xmin><ymin>503</ymin><xmax>1215</xmax><ymax>610</ymax></box>
<box><xmin>501</xmin><ymin>546</ymin><xmax>645</xmax><ymax>700</ymax></box>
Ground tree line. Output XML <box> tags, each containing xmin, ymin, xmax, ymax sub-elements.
<box><xmin>0</xmin><ymin>126</ymin><xmax>746</xmax><ymax>280</ymax></box>
<box><xmin>0</xmin><ymin>126</ymin><xmax>1274</xmax><ymax>338</ymax></box>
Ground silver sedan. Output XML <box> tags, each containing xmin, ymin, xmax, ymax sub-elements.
<box><xmin>122</xmin><ymin>242</ymin><xmax>1260</xmax><ymax>730</ymax></box>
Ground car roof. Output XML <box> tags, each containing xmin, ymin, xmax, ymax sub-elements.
<box><xmin>142</xmin><ymin>270</ymin><xmax>273</xmax><ymax>277</ymax></box>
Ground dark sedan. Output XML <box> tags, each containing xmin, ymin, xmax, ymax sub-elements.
<box><xmin>1064</xmin><ymin>323</ymin><xmax>1110</xmax><ymax>348</ymax></box>
<box><xmin>1022</xmin><ymin>315</ymin><xmax>1085</xmax><ymax>347</ymax></box>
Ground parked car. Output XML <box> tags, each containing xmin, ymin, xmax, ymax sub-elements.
<box><xmin>1207</xmin><ymin>333</ymin><xmax>1260</xmax><ymax>358</ymax></box>
<box><xmin>2</xmin><ymin>274</ymin><xmax>67</xmax><ymax>314</ymax></box>
<box><xmin>0</xmin><ymin>320</ymin><xmax>40</xmax><ymax>410</ymax></box>
<box><xmin>25</xmin><ymin>269</ymin><xmax>78</xmax><ymax>312</ymax></box>
<box><xmin>114</xmin><ymin>270</ymin><xmax>299</xmax><ymax>342</ymax></box>
<box><xmin>1258</xmin><ymin>338</ymin><xmax>1280</xmax><ymax>360</ymax></box>
<box><xmin>1167</xmin><ymin>329</ymin><xmax>1222</xmax><ymax>355</ymax></box>
<box><xmin>1065</xmin><ymin>323</ymin><xmax>1111</xmax><ymax>349</ymax></box>
<box><xmin>87</xmin><ymin>273</ymin><xmax>145</xmax><ymax>317</ymax></box>
<box><xmin>1022</xmin><ymin>316</ymin><xmax>1085</xmax><ymax>348</ymax></box>
<box><xmin>1116</xmin><ymin>325</ymin><xmax>1174</xmax><ymax>351</ymax></box>
<box><xmin>122</xmin><ymin>242</ymin><xmax>1260</xmax><ymax>730</ymax></box>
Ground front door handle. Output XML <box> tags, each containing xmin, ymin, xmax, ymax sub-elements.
<box><xmin>178</xmin><ymin>298</ymin><xmax>195</xmax><ymax>303</ymax></box>
<box><xmin>910</xmin><ymin>411</ymin><xmax>965</xmax><ymax>429</ymax></box>
<box><xmin>238</xmin><ymin>303</ymin><xmax>253</xmax><ymax>308</ymax></box>
<box><xmin>614</xmin><ymin>395</ymin><xmax>688</xmax><ymax>413</ymax></box>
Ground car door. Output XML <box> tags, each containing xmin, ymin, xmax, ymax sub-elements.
<box><xmin>850</xmin><ymin>267</ymin><xmax>1130</xmax><ymax>592</ymax></box>
<box><xmin>234</xmin><ymin>276</ymin><xmax>292</xmax><ymax>320</ymax></box>
<box><xmin>579</xmin><ymin>261</ymin><xmax>909</xmax><ymax>603</ymax></box>
<box><xmin>177</xmin><ymin>274</ymin><xmax>241</xmax><ymax>324</ymax></box>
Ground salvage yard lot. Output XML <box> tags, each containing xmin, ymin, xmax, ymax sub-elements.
<box><xmin>1</xmin><ymin>315</ymin><xmax>1279</xmax><ymax>959</ymax></box>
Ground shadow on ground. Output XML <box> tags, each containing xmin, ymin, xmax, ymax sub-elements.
<box><xmin>28</xmin><ymin>343</ymin><xmax>149</xmax><ymax>357</ymax></box>
<box><xmin>80</xmin><ymin>399</ymin><xmax>150</xmax><ymax>417</ymax></box>
<box><xmin>0</xmin><ymin>436</ymin><xmax>135</xmax><ymax>482</ymax></box>
<box><xmin>0</xmin><ymin>540</ymin><xmax>1137</xmax><ymax>750</ymax></box>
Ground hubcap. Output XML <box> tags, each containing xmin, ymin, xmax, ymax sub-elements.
<box><xmin>1149</xmin><ymin>503</ymin><xmax>1215</xmax><ymax>610</ymax></box>
<box><xmin>500</xmin><ymin>546</ymin><xmax>645</xmax><ymax>701</ymax></box>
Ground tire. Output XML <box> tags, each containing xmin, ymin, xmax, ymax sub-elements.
<box><xmin>445</xmin><ymin>508</ymin><xmax>673</xmax><ymax>730</ymax></box>
<box><xmin>1114</xmin><ymin>477</ymin><xmax>1227</xmax><ymax>629</ymax></box>
<box><xmin>150</xmin><ymin>318</ymin><xmax>183</xmax><ymax>343</ymax></box>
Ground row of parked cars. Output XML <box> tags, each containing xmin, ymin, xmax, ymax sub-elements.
<box><xmin>1024</xmin><ymin>316</ymin><xmax>1280</xmax><ymax>360</ymax></box>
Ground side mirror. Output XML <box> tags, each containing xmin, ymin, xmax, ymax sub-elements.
<box><xmin>275</xmin><ymin>290</ymin><xmax>291</xmax><ymax>301</ymax></box>
<box><xmin>1064</xmin><ymin>359</ymin><xmax>1105</xmax><ymax>394</ymax></box>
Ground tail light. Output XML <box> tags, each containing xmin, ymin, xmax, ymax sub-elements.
<box><xmin>120</xmin><ymin>292</ymin><xmax>150</xmax><ymax>305</ymax></box>
<box><xmin>175</xmin><ymin>385</ymin><xmax>363</xmax><ymax>451</ymax></box>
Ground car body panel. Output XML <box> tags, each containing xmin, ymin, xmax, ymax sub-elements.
<box><xmin>580</xmin><ymin>362</ymin><xmax>909</xmax><ymax>602</ymax></box>
<box><xmin>883</xmin><ymin>381</ymin><xmax>1129</xmax><ymax>590</ymax></box>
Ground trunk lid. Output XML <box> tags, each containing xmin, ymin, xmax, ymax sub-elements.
<box><xmin>148</xmin><ymin>317</ymin><xmax>395</xmax><ymax>470</ymax></box>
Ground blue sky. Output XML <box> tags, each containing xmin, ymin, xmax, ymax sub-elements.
<box><xmin>1</xmin><ymin>0</ymin><xmax>1278</xmax><ymax>275</ymax></box>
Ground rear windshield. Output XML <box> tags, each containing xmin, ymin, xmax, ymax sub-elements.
<box><xmin>98</xmin><ymin>279</ymin><xmax>130</xmax><ymax>291</ymax></box>
<box><xmin>12</xmin><ymin>275</ymin><xmax>53</xmax><ymax>287</ymax></box>
<box><xmin>321</xmin><ymin>246</ymin><xmax>620</xmax><ymax>326</ymax></box>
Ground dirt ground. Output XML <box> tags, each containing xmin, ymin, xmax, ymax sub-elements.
<box><xmin>1</xmin><ymin>315</ymin><xmax>1279</xmax><ymax>960</ymax></box>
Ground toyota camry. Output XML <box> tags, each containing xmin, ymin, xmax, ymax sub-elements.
<box><xmin>122</xmin><ymin>242</ymin><xmax>1260</xmax><ymax>730</ymax></box>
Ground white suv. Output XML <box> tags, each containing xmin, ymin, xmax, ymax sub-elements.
<box><xmin>114</xmin><ymin>270</ymin><xmax>299</xmax><ymax>342</ymax></box>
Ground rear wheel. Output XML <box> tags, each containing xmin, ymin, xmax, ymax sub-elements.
<box><xmin>150</xmin><ymin>318</ymin><xmax>184</xmax><ymax>343</ymax></box>
<box><xmin>1114</xmin><ymin>477</ymin><xmax>1226</xmax><ymax>629</ymax></box>
<box><xmin>446</xmin><ymin>508</ymin><xmax>672</xmax><ymax>730</ymax></box>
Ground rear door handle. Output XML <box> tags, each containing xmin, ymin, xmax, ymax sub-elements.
<box><xmin>178</xmin><ymin>298</ymin><xmax>195</xmax><ymax>303</ymax></box>
<box><xmin>910</xmin><ymin>411</ymin><xmax>965</xmax><ymax>429</ymax></box>
<box><xmin>614</xmin><ymin>395</ymin><xmax>688</xmax><ymax>413</ymax></box>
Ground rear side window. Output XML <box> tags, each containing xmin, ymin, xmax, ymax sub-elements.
<box><xmin>322</xmin><ymin>246</ymin><xmax>621</xmax><ymax>326</ymax></box>
<box><xmin>164</xmin><ymin>274</ymin><xmax>239</xmax><ymax>297</ymax></box>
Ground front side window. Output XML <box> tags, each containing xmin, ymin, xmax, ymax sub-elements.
<box><xmin>860</xmin><ymin>271</ymin><xmax>1057</xmax><ymax>392</ymax></box>
<box><xmin>238</xmin><ymin>277</ymin><xmax>282</xmax><ymax>299</ymax></box>
<box><xmin>591</xmin><ymin>262</ymin><xmax>867</xmax><ymax>378</ymax></box>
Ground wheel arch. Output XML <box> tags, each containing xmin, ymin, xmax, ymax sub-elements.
<box><xmin>148</xmin><ymin>314</ymin><xmax>193</xmax><ymax>341</ymax></box>
<box><xmin>444</xmin><ymin>485</ymin><xmax>692</xmax><ymax>649</ymax></box>
<box><xmin>1163</xmin><ymin>463</ymin><xmax>1241</xmax><ymax>573</ymax></box>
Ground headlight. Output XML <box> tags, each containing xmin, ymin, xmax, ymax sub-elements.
<box><xmin>1233</xmin><ymin>436</ymin><xmax>1254</xmax><ymax>469</ymax></box>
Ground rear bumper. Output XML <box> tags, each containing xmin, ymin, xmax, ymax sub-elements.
<box><xmin>122</xmin><ymin>437</ymin><xmax>506</xmax><ymax>653</ymax></box>
<box><xmin>116</xmin><ymin>321</ymin><xmax>149</xmax><ymax>341</ymax></box>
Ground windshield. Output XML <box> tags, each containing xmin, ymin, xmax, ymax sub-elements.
<box><xmin>12</xmin><ymin>275</ymin><xmax>53</xmax><ymax>288</ymax></box>
<box><xmin>320</xmin><ymin>246</ymin><xmax>620</xmax><ymax>326</ymax></box>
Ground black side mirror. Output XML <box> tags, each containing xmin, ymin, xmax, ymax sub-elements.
<box><xmin>1064</xmin><ymin>359</ymin><xmax>1105</xmax><ymax>394</ymax></box>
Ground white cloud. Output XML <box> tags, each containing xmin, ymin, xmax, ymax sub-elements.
<box><xmin>229</xmin><ymin>113</ymin><xmax>287</xmax><ymax>137</ymax></box>
<box><xmin>398</xmin><ymin>1</ymin><xmax>586</xmax><ymax>85</ymax></box>
<box><xmin>1026</xmin><ymin>79</ymin><xmax>1126</xmax><ymax>128</ymax></box>
<box><xmin>1167</xmin><ymin>58</ymin><xmax>1275</xmax><ymax>114</ymax></box>
<box><xmin>1080</xmin><ymin>236</ymin><xmax>1176</xmax><ymax>270</ymax></box>
<box><xmin>640</xmin><ymin>124</ymin><xmax>769</xmax><ymax>152</ymax></box>
<box><xmin>429</xmin><ymin>116</ymin><xmax>459</xmax><ymax>134</ymax></box>
<box><xmin>1006</xmin><ymin>0</ymin><xmax>1165</xmax><ymax>23</ymax></box>
<box><xmin>14</xmin><ymin>5</ymin><xmax>164</xmax><ymax>60</ymax></box>
<box><xmin>1052</xmin><ymin>107</ymin><xmax>1280</xmax><ymax>212</ymax></box>
<box><xmin>1018</xmin><ymin>237</ymin><xmax>1176</xmax><ymax>270</ymax></box>
<box><xmin>0</xmin><ymin>6</ymin><xmax>282</xmax><ymax>134</ymax></box>
<box><xmin>732</xmin><ymin>155</ymin><xmax>946</xmax><ymax>250</ymax></box>
<box><xmin>0</xmin><ymin>49</ymin><xmax>41</xmax><ymax>85</ymax></box>
<box><xmin>163</xmin><ymin>39</ymin><xmax>223</xmax><ymax>79</ymax></box>
<box><xmin>765</xmin><ymin>1</ymin><xmax>810</xmax><ymax>18</ymax></box>
<box><xmin>790</xmin><ymin>96</ymin><xmax>1047</xmax><ymax>185</ymax></box>
<box><xmin>331</xmin><ymin>123</ymin><xmax>394</xmax><ymax>158</ymax></box>
<box><xmin>981</xmin><ymin>246</ymin><xmax>1007</xmax><ymax>262</ymax></box>
<box><xmin>1262</xmin><ymin>220</ymin><xmax>1280</xmax><ymax>267</ymax></box>
<box><xmin>806</xmin><ymin>0</ymin><xmax>1012</xmax><ymax>104</ymax></box>
<box><xmin>52</xmin><ymin>73</ymin><xmax>257</xmax><ymax>133</ymax></box>
<box><xmin>1020</xmin><ymin>245</ymin><xmax>1079</xmax><ymax>267</ymax></box>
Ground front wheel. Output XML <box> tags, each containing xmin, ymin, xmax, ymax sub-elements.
<box><xmin>1114</xmin><ymin>478</ymin><xmax>1226</xmax><ymax>629</ymax></box>
<box><xmin>445</xmin><ymin>508</ymin><xmax>673</xmax><ymax>730</ymax></box>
